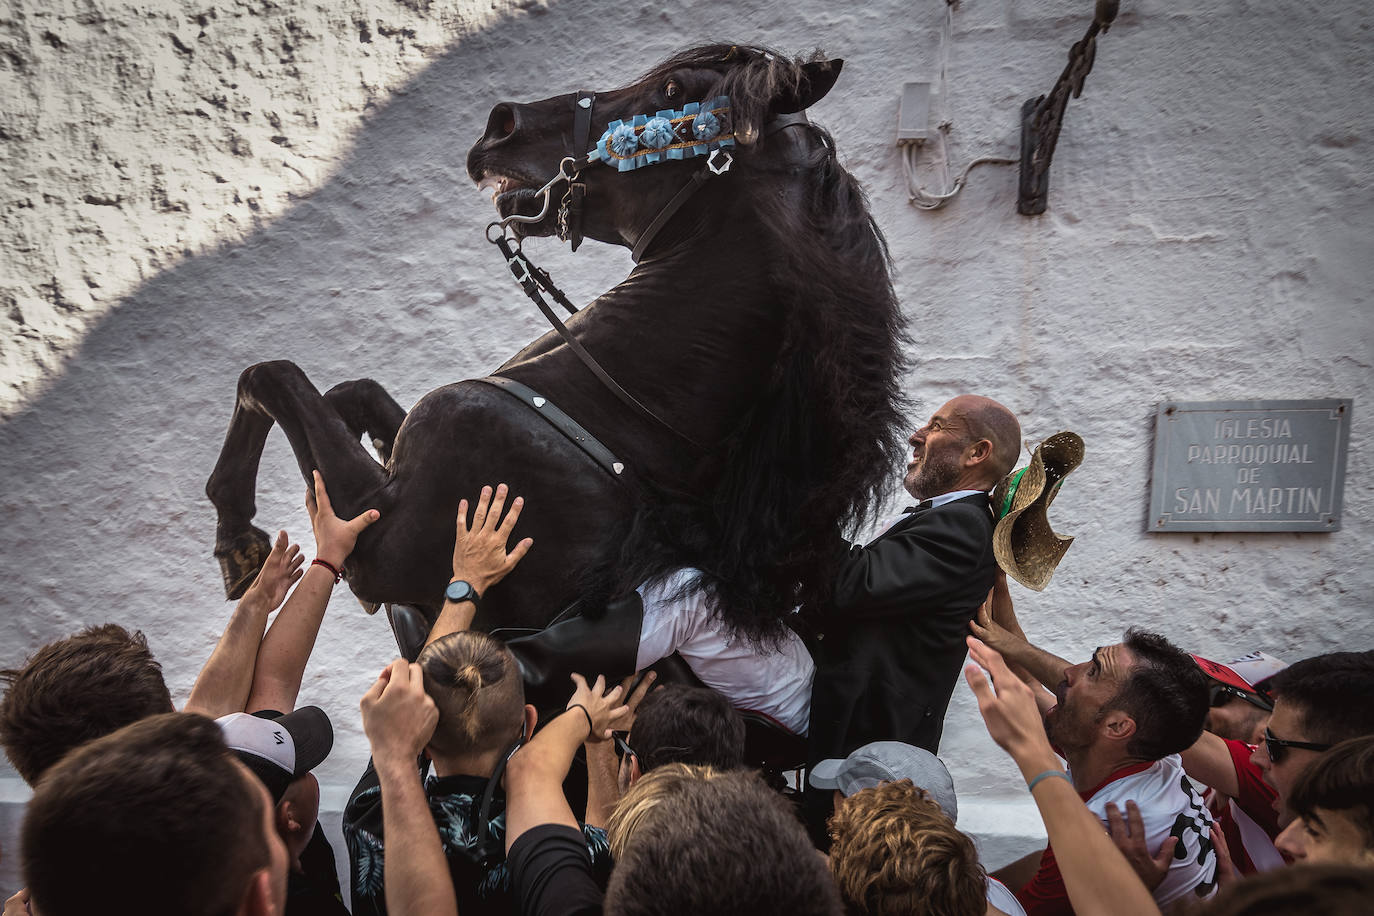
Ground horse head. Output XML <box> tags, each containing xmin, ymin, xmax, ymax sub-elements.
<box><xmin>466</xmin><ymin>45</ymin><xmax>843</xmax><ymax>257</ymax></box>
<box><xmin>459</xmin><ymin>46</ymin><xmax>907</xmax><ymax>644</ymax></box>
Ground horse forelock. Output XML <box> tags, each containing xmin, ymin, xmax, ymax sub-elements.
<box><xmin>630</xmin><ymin>43</ymin><xmax>827</xmax><ymax>140</ymax></box>
<box><xmin>615</xmin><ymin>46</ymin><xmax>910</xmax><ymax>645</ymax></box>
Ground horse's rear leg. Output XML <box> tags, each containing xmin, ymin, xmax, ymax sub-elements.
<box><xmin>206</xmin><ymin>361</ymin><xmax>391</xmax><ymax>598</ymax></box>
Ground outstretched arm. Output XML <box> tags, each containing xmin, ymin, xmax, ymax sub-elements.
<box><xmin>185</xmin><ymin>530</ymin><xmax>303</xmax><ymax>717</ymax></box>
<box><xmin>969</xmin><ymin>571</ymin><xmax>1070</xmax><ymax>700</ymax></box>
<box><xmin>584</xmin><ymin>670</ymin><xmax>657</xmax><ymax>828</ymax></box>
<box><xmin>426</xmin><ymin>483</ymin><xmax>533</xmax><ymax>645</ymax></box>
<box><xmin>505</xmin><ymin>674</ymin><xmax>628</xmax><ymax>851</ymax></box>
<box><xmin>1178</xmin><ymin>730</ymin><xmax>1241</xmax><ymax>798</ymax></box>
<box><xmin>965</xmin><ymin>637</ymin><xmax>1161</xmax><ymax>916</ymax></box>
<box><xmin>245</xmin><ymin>471</ymin><xmax>379</xmax><ymax>713</ymax></box>
<box><xmin>360</xmin><ymin>659</ymin><xmax>453</xmax><ymax>916</ymax></box>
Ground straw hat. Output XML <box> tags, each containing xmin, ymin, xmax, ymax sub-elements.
<box><xmin>991</xmin><ymin>431</ymin><xmax>1084</xmax><ymax>591</ymax></box>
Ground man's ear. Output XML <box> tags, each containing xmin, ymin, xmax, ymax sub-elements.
<box><xmin>628</xmin><ymin>754</ymin><xmax>643</xmax><ymax>786</ymax></box>
<box><xmin>524</xmin><ymin>704</ymin><xmax>538</xmax><ymax>740</ymax></box>
<box><xmin>770</xmin><ymin>58</ymin><xmax>844</xmax><ymax>115</ymax></box>
<box><xmin>274</xmin><ymin>800</ymin><xmax>298</xmax><ymax>836</ymax></box>
<box><xmin>241</xmin><ymin>868</ymin><xmax>277</xmax><ymax>916</ymax></box>
<box><xmin>963</xmin><ymin>437</ymin><xmax>993</xmax><ymax>468</ymax></box>
<box><xmin>1102</xmin><ymin>710</ymin><xmax>1137</xmax><ymax>744</ymax></box>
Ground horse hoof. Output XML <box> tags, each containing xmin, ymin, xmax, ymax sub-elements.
<box><xmin>215</xmin><ymin>526</ymin><xmax>273</xmax><ymax>600</ymax></box>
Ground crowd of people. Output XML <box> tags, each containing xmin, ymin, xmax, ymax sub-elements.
<box><xmin>3</xmin><ymin>395</ymin><xmax>1371</xmax><ymax>916</ymax></box>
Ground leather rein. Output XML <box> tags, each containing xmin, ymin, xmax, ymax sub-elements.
<box><xmin>485</xmin><ymin>91</ymin><xmax>809</xmax><ymax>454</ymax></box>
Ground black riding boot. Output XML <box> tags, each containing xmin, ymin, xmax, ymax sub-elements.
<box><xmin>496</xmin><ymin>591</ymin><xmax>645</xmax><ymax>711</ymax></box>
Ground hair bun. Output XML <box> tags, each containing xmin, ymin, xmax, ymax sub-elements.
<box><xmin>454</xmin><ymin>663</ymin><xmax>484</xmax><ymax>690</ymax></box>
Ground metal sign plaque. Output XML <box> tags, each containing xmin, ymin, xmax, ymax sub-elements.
<box><xmin>1148</xmin><ymin>399</ymin><xmax>1352</xmax><ymax>532</ymax></box>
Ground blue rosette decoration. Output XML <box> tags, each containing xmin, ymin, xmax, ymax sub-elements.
<box><xmin>590</xmin><ymin>95</ymin><xmax>735</xmax><ymax>171</ymax></box>
<box><xmin>608</xmin><ymin>123</ymin><xmax>639</xmax><ymax>158</ymax></box>
<box><xmin>693</xmin><ymin>109</ymin><xmax>721</xmax><ymax>141</ymax></box>
<box><xmin>641</xmin><ymin>116</ymin><xmax>674</xmax><ymax>149</ymax></box>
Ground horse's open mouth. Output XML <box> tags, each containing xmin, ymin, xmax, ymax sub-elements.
<box><xmin>476</xmin><ymin>172</ymin><xmax>549</xmax><ymax>222</ymax></box>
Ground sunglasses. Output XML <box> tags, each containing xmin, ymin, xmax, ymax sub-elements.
<box><xmin>1209</xmin><ymin>684</ymin><xmax>1273</xmax><ymax>711</ymax></box>
<box><xmin>613</xmin><ymin>732</ymin><xmax>635</xmax><ymax>762</ymax></box>
<box><xmin>1263</xmin><ymin>727</ymin><xmax>1331</xmax><ymax>764</ymax></box>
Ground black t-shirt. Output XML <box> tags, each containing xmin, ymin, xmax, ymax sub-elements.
<box><xmin>507</xmin><ymin>824</ymin><xmax>605</xmax><ymax>916</ymax></box>
<box><xmin>287</xmin><ymin>867</ymin><xmax>352</xmax><ymax>916</ymax></box>
<box><xmin>287</xmin><ymin>810</ymin><xmax>350</xmax><ymax>915</ymax></box>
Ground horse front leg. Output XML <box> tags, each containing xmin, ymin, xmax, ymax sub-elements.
<box><xmin>206</xmin><ymin>360</ymin><xmax>391</xmax><ymax>598</ymax></box>
<box><xmin>323</xmin><ymin>378</ymin><xmax>407</xmax><ymax>465</ymax></box>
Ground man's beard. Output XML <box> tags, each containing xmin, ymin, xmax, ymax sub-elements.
<box><xmin>1045</xmin><ymin>682</ymin><xmax>1095</xmax><ymax>754</ymax></box>
<box><xmin>904</xmin><ymin>448</ymin><xmax>963</xmax><ymax>500</ymax></box>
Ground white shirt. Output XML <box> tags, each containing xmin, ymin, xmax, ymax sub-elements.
<box><xmin>985</xmin><ymin>876</ymin><xmax>1027</xmax><ymax>916</ymax></box>
<box><xmin>1075</xmin><ymin>754</ymin><xmax>1218</xmax><ymax>907</ymax></box>
<box><xmin>871</xmin><ymin>488</ymin><xmax>986</xmax><ymax>538</ymax></box>
<box><xmin>632</xmin><ymin>491</ymin><xmax>988</xmax><ymax>735</ymax></box>
<box><xmin>636</xmin><ymin>568</ymin><xmax>814</xmax><ymax>734</ymax></box>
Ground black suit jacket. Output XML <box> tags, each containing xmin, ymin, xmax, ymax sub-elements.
<box><xmin>805</xmin><ymin>493</ymin><xmax>997</xmax><ymax>761</ymax></box>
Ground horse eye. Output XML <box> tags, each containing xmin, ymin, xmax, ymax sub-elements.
<box><xmin>664</xmin><ymin>79</ymin><xmax>682</xmax><ymax>100</ymax></box>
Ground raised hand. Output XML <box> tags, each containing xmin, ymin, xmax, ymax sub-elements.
<box><xmin>451</xmin><ymin>483</ymin><xmax>534</xmax><ymax>594</ymax></box>
<box><xmin>361</xmin><ymin>658</ymin><xmax>440</xmax><ymax>767</ymax></box>
<box><xmin>2</xmin><ymin>887</ymin><xmax>31</xmax><ymax>916</ymax></box>
<box><xmin>964</xmin><ymin>636</ymin><xmax>1057</xmax><ymax>772</ymax></box>
<box><xmin>566</xmin><ymin>673</ymin><xmax>629</xmax><ymax>742</ymax></box>
<box><xmin>613</xmin><ymin>670</ymin><xmax>658</xmax><ymax>737</ymax></box>
<box><xmin>307</xmin><ymin>470</ymin><xmax>380</xmax><ymax>568</ymax></box>
<box><xmin>968</xmin><ymin>571</ymin><xmax>1029</xmax><ymax>658</ymax></box>
<box><xmin>240</xmin><ymin>529</ymin><xmax>304</xmax><ymax>613</ymax></box>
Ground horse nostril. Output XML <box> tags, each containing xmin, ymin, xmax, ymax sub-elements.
<box><xmin>487</xmin><ymin>103</ymin><xmax>517</xmax><ymax>142</ymax></box>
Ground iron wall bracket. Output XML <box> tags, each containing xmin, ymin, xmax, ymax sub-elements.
<box><xmin>1018</xmin><ymin>0</ymin><xmax>1120</xmax><ymax>216</ymax></box>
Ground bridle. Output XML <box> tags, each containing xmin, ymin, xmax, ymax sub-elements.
<box><xmin>484</xmin><ymin>90</ymin><xmax>808</xmax><ymax>453</ymax></box>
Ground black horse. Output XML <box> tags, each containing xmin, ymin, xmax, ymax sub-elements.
<box><xmin>207</xmin><ymin>45</ymin><xmax>908</xmax><ymax>659</ymax></box>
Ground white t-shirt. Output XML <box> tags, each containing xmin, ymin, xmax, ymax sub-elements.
<box><xmin>636</xmin><ymin>568</ymin><xmax>814</xmax><ymax>734</ymax></box>
<box><xmin>1077</xmin><ymin>754</ymin><xmax>1219</xmax><ymax>908</ymax></box>
<box><xmin>985</xmin><ymin>876</ymin><xmax>1027</xmax><ymax>916</ymax></box>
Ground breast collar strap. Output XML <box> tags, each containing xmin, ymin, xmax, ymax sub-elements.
<box><xmin>492</xmin><ymin>231</ymin><xmax>708</xmax><ymax>451</ymax></box>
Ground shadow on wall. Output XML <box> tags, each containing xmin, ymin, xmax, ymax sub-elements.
<box><xmin>0</xmin><ymin>4</ymin><xmax>719</xmax><ymax>654</ymax></box>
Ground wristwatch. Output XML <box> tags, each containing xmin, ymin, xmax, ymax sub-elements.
<box><xmin>444</xmin><ymin>579</ymin><xmax>482</xmax><ymax>608</ymax></box>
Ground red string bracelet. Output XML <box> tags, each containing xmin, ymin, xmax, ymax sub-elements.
<box><xmin>311</xmin><ymin>558</ymin><xmax>343</xmax><ymax>584</ymax></box>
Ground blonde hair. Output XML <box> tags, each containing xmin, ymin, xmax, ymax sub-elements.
<box><xmin>417</xmin><ymin>631</ymin><xmax>525</xmax><ymax>757</ymax></box>
<box><xmin>606</xmin><ymin>762</ymin><xmax>721</xmax><ymax>860</ymax></box>
<box><xmin>827</xmin><ymin>779</ymin><xmax>985</xmax><ymax>916</ymax></box>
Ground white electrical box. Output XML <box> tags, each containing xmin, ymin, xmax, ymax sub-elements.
<box><xmin>896</xmin><ymin>82</ymin><xmax>931</xmax><ymax>145</ymax></box>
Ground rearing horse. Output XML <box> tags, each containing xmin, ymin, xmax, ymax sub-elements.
<box><xmin>206</xmin><ymin>45</ymin><xmax>908</xmax><ymax>662</ymax></box>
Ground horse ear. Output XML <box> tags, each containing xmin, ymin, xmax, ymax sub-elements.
<box><xmin>771</xmin><ymin>58</ymin><xmax>844</xmax><ymax>115</ymax></box>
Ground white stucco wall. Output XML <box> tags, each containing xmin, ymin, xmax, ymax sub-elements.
<box><xmin>2</xmin><ymin>0</ymin><xmax>1371</xmax><ymax>895</ymax></box>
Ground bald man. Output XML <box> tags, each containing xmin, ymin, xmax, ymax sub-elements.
<box><xmin>629</xmin><ymin>396</ymin><xmax>1020</xmax><ymax>744</ymax></box>
<box><xmin>805</xmin><ymin>395</ymin><xmax>1021</xmax><ymax>757</ymax></box>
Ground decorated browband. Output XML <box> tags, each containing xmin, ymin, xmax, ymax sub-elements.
<box><xmin>587</xmin><ymin>96</ymin><xmax>735</xmax><ymax>172</ymax></box>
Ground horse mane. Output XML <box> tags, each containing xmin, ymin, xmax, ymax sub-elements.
<box><xmin>613</xmin><ymin>45</ymin><xmax>910</xmax><ymax>645</ymax></box>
